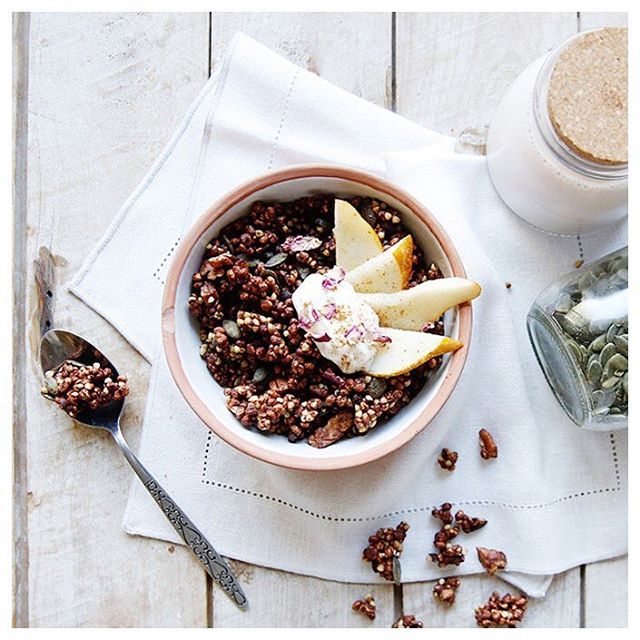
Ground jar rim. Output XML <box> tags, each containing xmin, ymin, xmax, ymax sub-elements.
<box><xmin>532</xmin><ymin>29</ymin><xmax>628</xmax><ymax>181</ymax></box>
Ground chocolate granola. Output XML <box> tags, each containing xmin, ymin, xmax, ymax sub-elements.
<box><xmin>189</xmin><ymin>195</ymin><xmax>444</xmax><ymax>446</ymax></box>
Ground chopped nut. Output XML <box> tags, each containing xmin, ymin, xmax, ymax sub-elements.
<box><xmin>431</xmin><ymin>502</ymin><xmax>454</xmax><ymax>524</ymax></box>
<box><xmin>475</xmin><ymin>591</ymin><xmax>527</xmax><ymax>628</ymax></box>
<box><xmin>455</xmin><ymin>510</ymin><xmax>487</xmax><ymax>533</ymax></box>
<box><xmin>478</xmin><ymin>429</ymin><xmax>498</xmax><ymax>459</ymax></box>
<box><xmin>437</xmin><ymin>448</ymin><xmax>458</xmax><ymax>472</ymax></box>
<box><xmin>392</xmin><ymin>615</ymin><xmax>423</xmax><ymax>628</ymax></box>
<box><xmin>476</xmin><ymin>547</ymin><xmax>507</xmax><ymax>575</ymax></box>
<box><xmin>363</xmin><ymin>522</ymin><xmax>410</xmax><ymax>582</ymax></box>
<box><xmin>308</xmin><ymin>411</ymin><xmax>353</xmax><ymax>448</ymax></box>
<box><xmin>352</xmin><ymin>593</ymin><xmax>376</xmax><ymax>620</ymax></box>
<box><xmin>574</xmin><ymin>259</ymin><xmax>584</xmax><ymax>269</ymax></box>
<box><xmin>432</xmin><ymin>577</ymin><xmax>460</xmax><ymax>605</ymax></box>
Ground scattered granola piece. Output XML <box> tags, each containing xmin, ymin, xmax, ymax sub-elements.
<box><xmin>352</xmin><ymin>594</ymin><xmax>376</xmax><ymax>621</ymax></box>
<box><xmin>476</xmin><ymin>547</ymin><xmax>508</xmax><ymax>575</ymax></box>
<box><xmin>505</xmin><ymin>281</ymin><xmax>512</xmax><ymax>289</ymax></box>
<box><xmin>574</xmin><ymin>259</ymin><xmax>584</xmax><ymax>269</ymax></box>
<box><xmin>432</xmin><ymin>577</ymin><xmax>460</xmax><ymax>606</ymax></box>
<box><xmin>434</xmin><ymin>524</ymin><xmax>460</xmax><ymax>549</ymax></box>
<box><xmin>437</xmin><ymin>448</ymin><xmax>459</xmax><ymax>472</ymax></box>
<box><xmin>455</xmin><ymin>510</ymin><xmax>487</xmax><ymax>533</ymax></box>
<box><xmin>475</xmin><ymin>591</ymin><xmax>528</xmax><ymax>628</ymax></box>
<box><xmin>363</xmin><ymin>522</ymin><xmax>410</xmax><ymax>582</ymax></box>
<box><xmin>431</xmin><ymin>502</ymin><xmax>454</xmax><ymax>524</ymax></box>
<box><xmin>428</xmin><ymin>543</ymin><xmax>466</xmax><ymax>568</ymax></box>
<box><xmin>478</xmin><ymin>429</ymin><xmax>498</xmax><ymax>459</ymax></box>
<box><xmin>392</xmin><ymin>615</ymin><xmax>424</xmax><ymax>628</ymax></box>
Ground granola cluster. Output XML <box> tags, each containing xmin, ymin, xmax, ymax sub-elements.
<box><xmin>432</xmin><ymin>577</ymin><xmax>460</xmax><ymax>606</ymax></box>
<box><xmin>362</xmin><ymin>521</ymin><xmax>410</xmax><ymax>582</ymax></box>
<box><xmin>475</xmin><ymin>591</ymin><xmax>528</xmax><ymax>628</ymax></box>
<box><xmin>189</xmin><ymin>195</ymin><xmax>445</xmax><ymax>446</ymax></box>
<box><xmin>476</xmin><ymin>547</ymin><xmax>508</xmax><ymax>575</ymax></box>
<box><xmin>42</xmin><ymin>360</ymin><xmax>129</xmax><ymax>419</ymax></box>
<box><xmin>392</xmin><ymin>615</ymin><xmax>424</xmax><ymax>628</ymax></box>
<box><xmin>437</xmin><ymin>447</ymin><xmax>459</xmax><ymax>472</ymax></box>
<box><xmin>352</xmin><ymin>594</ymin><xmax>376</xmax><ymax>621</ymax></box>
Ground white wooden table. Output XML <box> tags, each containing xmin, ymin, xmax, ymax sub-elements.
<box><xmin>13</xmin><ymin>11</ymin><xmax>627</xmax><ymax>628</ymax></box>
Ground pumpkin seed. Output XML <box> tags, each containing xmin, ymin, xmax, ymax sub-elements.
<box><xmin>252</xmin><ymin>367</ymin><xmax>269</xmax><ymax>383</ymax></box>
<box><xmin>589</xmin><ymin>334</ymin><xmax>607</xmax><ymax>353</ymax></box>
<box><xmin>566</xmin><ymin>340</ymin><xmax>583</xmax><ymax>364</ymax></box>
<box><xmin>622</xmin><ymin>372</ymin><xmax>629</xmax><ymax>394</ymax></box>
<box><xmin>609</xmin><ymin>407</ymin><xmax>622</xmax><ymax>415</ymax></box>
<box><xmin>297</xmin><ymin>266</ymin><xmax>311</xmax><ymax>280</ymax></box>
<box><xmin>603</xmin><ymin>354</ymin><xmax>627</xmax><ymax>379</ymax></box>
<box><xmin>367</xmin><ymin>378</ymin><xmax>388</xmax><ymax>399</ymax></box>
<box><xmin>606</xmin><ymin>324</ymin><xmax>619</xmax><ymax>343</ymax></box>
<box><xmin>222</xmin><ymin>319</ymin><xmax>241</xmax><ymax>339</ymax></box>
<box><xmin>587</xmin><ymin>360</ymin><xmax>603</xmax><ymax>385</ymax></box>
<box><xmin>577</xmin><ymin>271</ymin><xmax>597</xmax><ymax>292</ymax></box>
<box><xmin>555</xmin><ymin>293</ymin><xmax>573</xmax><ymax>314</ymax></box>
<box><xmin>43</xmin><ymin>377</ymin><xmax>58</xmax><ymax>395</ymax></box>
<box><xmin>601</xmin><ymin>376</ymin><xmax>620</xmax><ymax>390</ymax></box>
<box><xmin>599</xmin><ymin>342</ymin><xmax>616</xmax><ymax>365</ymax></box>
<box><xmin>591</xmin><ymin>389</ymin><xmax>608</xmax><ymax>410</ymax></box>
<box><xmin>613</xmin><ymin>334</ymin><xmax>628</xmax><ymax>357</ymax></box>
<box><xmin>264</xmin><ymin>253</ymin><xmax>288</xmax><ymax>268</ymax></box>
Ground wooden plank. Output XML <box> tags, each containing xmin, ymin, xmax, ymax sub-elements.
<box><xmin>213</xmin><ymin>561</ymin><xmax>397</xmax><ymax>628</ymax></box>
<box><xmin>579</xmin><ymin>12</ymin><xmax>628</xmax><ymax>30</ymax></box>
<box><xmin>12</xmin><ymin>11</ymin><xmax>31</xmax><ymax>629</ymax></box>
<box><xmin>208</xmin><ymin>12</ymin><xmax>396</xmax><ymax>627</ymax></box>
<box><xmin>211</xmin><ymin>12</ymin><xmax>393</xmax><ymax>109</ymax></box>
<box><xmin>395</xmin><ymin>12</ymin><xmax>577</xmax><ymax>135</ymax></box>
<box><xmin>24</xmin><ymin>12</ymin><xmax>210</xmax><ymax>627</ymax></box>
<box><xmin>401</xmin><ymin>569</ymin><xmax>580</xmax><ymax>628</ymax></box>
<box><xmin>584</xmin><ymin>557</ymin><xmax>627</xmax><ymax>628</ymax></box>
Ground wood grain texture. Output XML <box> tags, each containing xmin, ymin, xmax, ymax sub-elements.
<box><xmin>584</xmin><ymin>557</ymin><xmax>627</xmax><ymax>627</ymax></box>
<box><xmin>211</xmin><ymin>12</ymin><xmax>393</xmax><ymax>109</ymax></box>
<box><xmin>213</xmin><ymin>561</ymin><xmax>397</xmax><ymax>628</ymax></box>
<box><xmin>13</xmin><ymin>11</ymin><xmax>31</xmax><ymax>629</ymax></box>
<box><xmin>579</xmin><ymin>12</ymin><xmax>628</xmax><ymax>30</ymax></box>
<box><xmin>23</xmin><ymin>12</ymin><xmax>210</xmax><ymax>627</ymax></box>
<box><xmin>401</xmin><ymin>569</ymin><xmax>580</xmax><ymax>628</ymax></box>
<box><xmin>395</xmin><ymin>12</ymin><xmax>577</xmax><ymax>135</ymax></box>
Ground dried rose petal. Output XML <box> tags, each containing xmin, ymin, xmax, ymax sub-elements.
<box><xmin>312</xmin><ymin>333</ymin><xmax>331</xmax><ymax>343</ymax></box>
<box><xmin>281</xmin><ymin>235</ymin><xmax>322</xmax><ymax>253</ymax></box>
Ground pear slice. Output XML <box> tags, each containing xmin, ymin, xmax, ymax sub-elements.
<box><xmin>334</xmin><ymin>199</ymin><xmax>383</xmax><ymax>271</ymax></box>
<box><xmin>364</xmin><ymin>328</ymin><xmax>463</xmax><ymax>377</ymax></box>
<box><xmin>360</xmin><ymin>277</ymin><xmax>481</xmax><ymax>330</ymax></box>
<box><xmin>345</xmin><ymin>235</ymin><xmax>413</xmax><ymax>293</ymax></box>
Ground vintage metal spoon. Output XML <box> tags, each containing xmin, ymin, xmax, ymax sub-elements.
<box><xmin>39</xmin><ymin>329</ymin><xmax>248</xmax><ymax>610</ymax></box>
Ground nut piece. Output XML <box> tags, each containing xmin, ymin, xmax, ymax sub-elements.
<box><xmin>455</xmin><ymin>510</ymin><xmax>487</xmax><ymax>533</ymax></box>
<box><xmin>308</xmin><ymin>411</ymin><xmax>354</xmax><ymax>448</ymax></box>
<box><xmin>363</xmin><ymin>522</ymin><xmax>410</xmax><ymax>582</ymax></box>
<box><xmin>475</xmin><ymin>591</ymin><xmax>528</xmax><ymax>628</ymax></box>
<box><xmin>432</xmin><ymin>577</ymin><xmax>460</xmax><ymax>606</ymax></box>
<box><xmin>392</xmin><ymin>615</ymin><xmax>424</xmax><ymax>628</ymax></box>
<box><xmin>478</xmin><ymin>429</ymin><xmax>498</xmax><ymax>459</ymax></box>
<box><xmin>431</xmin><ymin>502</ymin><xmax>454</xmax><ymax>524</ymax></box>
<box><xmin>437</xmin><ymin>448</ymin><xmax>459</xmax><ymax>472</ymax></box>
<box><xmin>476</xmin><ymin>547</ymin><xmax>507</xmax><ymax>575</ymax></box>
<box><xmin>352</xmin><ymin>594</ymin><xmax>376</xmax><ymax>621</ymax></box>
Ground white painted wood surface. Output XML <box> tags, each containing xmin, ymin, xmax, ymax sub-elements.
<box><xmin>14</xmin><ymin>11</ymin><xmax>627</xmax><ymax>628</ymax></box>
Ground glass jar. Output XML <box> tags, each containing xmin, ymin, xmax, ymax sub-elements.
<box><xmin>487</xmin><ymin>28</ymin><xmax>628</xmax><ymax>234</ymax></box>
<box><xmin>527</xmin><ymin>246</ymin><xmax>628</xmax><ymax>430</ymax></box>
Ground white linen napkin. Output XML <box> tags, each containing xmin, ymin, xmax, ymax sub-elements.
<box><xmin>70</xmin><ymin>33</ymin><xmax>627</xmax><ymax>598</ymax></box>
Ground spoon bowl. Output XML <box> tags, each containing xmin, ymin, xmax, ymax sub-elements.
<box><xmin>38</xmin><ymin>328</ymin><xmax>248</xmax><ymax>609</ymax></box>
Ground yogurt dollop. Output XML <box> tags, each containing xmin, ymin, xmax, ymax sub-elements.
<box><xmin>291</xmin><ymin>267</ymin><xmax>390</xmax><ymax>374</ymax></box>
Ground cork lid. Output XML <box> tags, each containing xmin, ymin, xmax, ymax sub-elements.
<box><xmin>547</xmin><ymin>27</ymin><xmax>627</xmax><ymax>165</ymax></box>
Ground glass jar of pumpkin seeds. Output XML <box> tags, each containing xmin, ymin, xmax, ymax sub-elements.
<box><xmin>527</xmin><ymin>246</ymin><xmax>628</xmax><ymax>430</ymax></box>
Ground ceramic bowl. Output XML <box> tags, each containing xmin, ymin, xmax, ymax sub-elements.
<box><xmin>162</xmin><ymin>165</ymin><xmax>472</xmax><ymax>471</ymax></box>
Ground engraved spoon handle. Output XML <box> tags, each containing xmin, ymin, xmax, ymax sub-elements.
<box><xmin>110</xmin><ymin>427</ymin><xmax>248</xmax><ymax>609</ymax></box>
